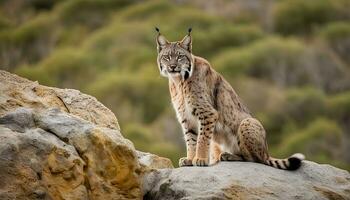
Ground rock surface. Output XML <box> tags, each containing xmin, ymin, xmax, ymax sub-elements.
<box><xmin>137</xmin><ymin>151</ymin><xmax>174</xmax><ymax>169</ymax></box>
<box><xmin>0</xmin><ymin>70</ymin><xmax>173</xmax><ymax>200</ymax></box>
<box><xmin>143</xmin><ymin>162</ymin><xmax>350</xmax><ymax>200</ymax></box>
<box><xmin>0</xmin><ymin>70</ymin><xmax>120</xmax><ymax>130</ymax></box>
<box><xmin>0</xmin><ymin>108</ymin><xmax>141</xmax><ymax>199</ymax></box>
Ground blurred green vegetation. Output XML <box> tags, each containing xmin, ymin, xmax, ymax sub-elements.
<box><xmin>1</xmin><ymin>0</ymin><xmax>350</xmax><ymax>170</ymax></box>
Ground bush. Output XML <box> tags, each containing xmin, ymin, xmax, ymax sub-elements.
<box><xmin>116</xmin><ymin>0</ymin><xmax>174</xmax><ymax>22</ymax></box>
<box><xmin>213</xmin><ymin>37</ymin><xmax>306</xmax><ymax>82</ymax></box>
<box><xmin>0</xmin><ymin>13</ymin><xmax>55</xmax><ymax>69</ymax></box>
<box><xmin>327</xmin><ymin>91</ymin><xmax>350</xmax><ymax>121</ymax></box>
<box><xmin>15</xmin><ymin>48</ymin><xmax>100</xmax><ymax>88</ymax></box>
<box><xmin>213</xmin><ymin>37</ymin><xmax>350</xmax><ymax>92</ymax></box>
<box><xmin>83</xmin><ymin>22</ymin><xmax>156</xmax><ymax>71</ymax></box>
<box><xmin>11</xmin><ymin>13</ymin><xmax>53</xmax><ymax>44</ymax></box>
<box><xmin>319</xmin><ymin>22</ymin><xmax>350</xmax><ymax>64</ymax></box>
<box><xmin>285</xmin><ymin>87</ymin><xmax>326</xmax><ymax>124</ymax></box>
<box><xmin>273</xmin><ymin>0</ymin><xmax>350</xmax><ymax>35</ymax></box>
<box><xmin>86</xmin><ymin>71</ymin><xmax>169</xmax><ymax>124</ymax></box>
<box><xmin>194</xmin><ymin>24</ymin><xmax>264</xmax><ymax>58</ymax></box>
<box><xmin>255</xmin><ymin>88</ymin><xmax>327</xmax><ymax>145</ymax></box>
<box><xmin>57</xmin><ymin>0</ymin><xmax>135</xmax><ymax>28</ymax></box>
<box><xmin>0</xmin><ymin>14</ymin><xmax>12</xmax><ymax>30</ymax></box>
<box><xmin>25</xmin><ymin>0</ymin><xmax>62</xmax><ymax>10</ymax></box>
<box><xmin>275</xmin><ymin>118</ymin><xmax>344</xmax><ymax>167</ymax></box>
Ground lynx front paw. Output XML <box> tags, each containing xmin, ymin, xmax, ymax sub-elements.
<box><xmin>179</xmin><ymin>157</ymin><xmax>193</xmax><ymax>167</ymax></box>
<box><xmin>192</xmin><ymin>157</ymin><xmax>209</xmax><ymax>166</ymax></box>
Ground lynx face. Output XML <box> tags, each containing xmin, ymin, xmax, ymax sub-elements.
<box><xmin>156</xmin><ymin>30</ymin><xmax>194</xmax><ymax>80</ymax></box>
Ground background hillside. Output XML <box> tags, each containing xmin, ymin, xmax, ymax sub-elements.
<box><xmin>1</xmin><ymin>0</ymin><xmax>350</xmax><ymax>170</ymax></box>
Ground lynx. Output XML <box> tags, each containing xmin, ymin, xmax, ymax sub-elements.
<box><xmin>155</xmin><ymin>28</ymin><xmax>305</xmax><ymax>170</ymax></box>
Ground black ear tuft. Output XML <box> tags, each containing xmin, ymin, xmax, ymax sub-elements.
<box><xmin>155</xmin><ymin>27</ymin><xmax>160</xmax><ymax>33</ymax></box>
<box><xmin>188</xmin><ymin>27</ymin><xmax>192</xmax><ymax>34</ymax></box>
<box><xmin>184</xmin><ymin>71</ymin><xmax>190</xmax><ymax>80</ymax></box>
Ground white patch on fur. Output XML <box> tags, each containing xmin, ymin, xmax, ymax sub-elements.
<box><xmin>214</xmin><ymin>122</ymin><xmax>240</xmax><ymax>155</ymax></box>
<box><xmin>291</xmin><ymin>153</ymin><xmax>305</xmax><ymax>160</ymax></box>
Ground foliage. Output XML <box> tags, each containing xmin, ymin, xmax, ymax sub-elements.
<box><xmin>327</xmin><ymin>92</ymin><xmax>350</xmax><ymax>121</ymax></box>
<box><xmin>86</xmin><ymin>71</ymin><xmax>169</xmax><ymax>125</ymax></box>
<box><xmin>273</xmin><ymin>0</ymin><xmax>350</xmax><ymax>35</ymax></box>
<box><xmin>274</xmin><ymin>118</ymin><xmax>346</xmax><ymax>169</ymax></box>
<box><xmin>57</xmin><ymin>0</ymin><xmax>134</xmax><ymax>28</ymax></box>
<box><xmin>16</xmin><ymin>48</ymin><xmax>101</xmax><ymax>88</ymax></box>
<box><xmin>0</xmin><ymin>13</ymin><xmax>55</xmax><ymax>69</ymax></box>
<box><xmin>214</xmin><ymin>37</ymin><xmax>350</xmax><ymax>93</ymax></box>
<box><xmin>319</xmin><ymin>22</ymin><xmax>350</xmax><ymax>64</ymax></box>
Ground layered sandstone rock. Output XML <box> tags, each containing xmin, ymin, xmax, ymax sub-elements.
<box><xmin>0</xmin><ymin>70</ymin><xmax>120</xmax><ymax>130</ymax></box>
<box><xmin>0</xmin><ymin>70</ymin><xmax>173</xmax><ymax>200</ymax></box>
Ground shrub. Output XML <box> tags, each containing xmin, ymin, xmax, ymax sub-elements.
<box><xmin>0</xmin><ymin>13</ymin><xmax>55</xmax><ymax>69</ymax></box>
<box><xmin>194</xmin><ymin>24</ymin><xmax>264</xmax><ymax>58</ymax></box>
<box><xmin>116</xmin><ymin>0</ymin><xmax>174</xmax><ymax>22</ymax></box>
<box><xmin>86</xmin><ymin>71</ymin><xmax>169</xmax><ymax>124</ymax></box>
<box><xmin>275</xmin><ymin>118</ymin><xmax>344</xmax><ymax>168</ymax></box>
<box><xmin>11</xmin><ymin>13</ymin><xmax>53</xmax><ymax>44</ymax></box>
<box><xmin>0</xmin><ymin>15</ymin><xmax>12</xmax><ymax>30</ymax></box>
<box><xmin>213</xmin><ymin>37</ymin><xmax>350</xmax><ymax>92</ymax></box>
<box><xmin>83</xmin><ymin>22</ymin><xmax>156</xmax><ymax>71</ymax></box>
<box><xmin>213</xmin><ymin>37</ymin><xmax>306</xmax><ymax>81</ymax></box>
<box><xmin>15</xmin><ymin>48</ymin><xmax>100</xmax><ymax>88</ymax></box>
<box><xmin>273</xmin><ymin>0</ymin><xmax>350</xmax><ymax>35</ymax></box>
<box><xmin>319</xmin><ymin>22</ymin><xmax>350</xmax><ymax>64</ymax></box>
<box><xmin>25</xmin><ymin>0</ymin><xmax>62</xmax><ymax>10</ymax></box>
<box><xmin>57</xmin><ymin>0</ymin><xmax>135</xmax><ymax>28</ymax></box>
<box><xmin>327</xmin><ymin>91</ymin><xmax>350</xmax><ymax>121</ymax></box>
<box><xmin>284</xmin><ymin>87</ymin><xmax>326</xmax><ymax>124</ymax></box>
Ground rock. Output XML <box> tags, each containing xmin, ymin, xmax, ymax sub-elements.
<box><xmin>143</xmin><ymin>162</ymin><xmax>350</xmax><ymax>200</ymax></box>
<box><xmin>0</xmin><ymin>107</ymin><xmax>141</xmax><ymax>199</ymax></box>
<box><xmin>0</xmin><ymin>70</ymin><xmax>120</xmax><ymax>130</ymax></box>
<box><xmin>0</xmin><ymin>70</ymin><xmax>173</xmax><ymax>199</ymax></box>
<box><xmin>137</xmin><ymin>151</ymin><xmax>174</xmax><ymax>169</ymax></box>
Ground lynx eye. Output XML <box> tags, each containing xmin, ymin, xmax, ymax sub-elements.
<box><xmin>163</xmin><ymin>55</ymin><xmax>170</xmax><ymax>61</ymax></box>
<box><xmin>177</xmin><ymin>55</ymin><xmax>185</xmax><ymax>60</ymax></box>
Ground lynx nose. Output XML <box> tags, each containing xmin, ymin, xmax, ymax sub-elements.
<box><xmin>169</xmin><ymin>65</ymin><xmax>177</xmax><ymax>71</ymax></box>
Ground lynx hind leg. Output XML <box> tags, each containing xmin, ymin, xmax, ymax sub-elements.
<box><xmin>220</xmin><ymin>152</ymin><xmax>244</xmax><ymax>161</ymax></box>
<box><xmin>237</xmin><ymin>118</ymin><xmax>269</xmax><ymax>163</ymax></box>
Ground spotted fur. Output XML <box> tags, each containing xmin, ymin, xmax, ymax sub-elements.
<box><xmin>155</xmin><ymin>29</ymin><xmax>305</xmax><ymax>170</ymax></box>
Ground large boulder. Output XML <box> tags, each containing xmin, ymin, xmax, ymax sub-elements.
<box><xmin>0</xmin><ymin>70</ymin><xmax>173</xmax><ymax>200</ymax></box>
<box><xmin>0</xmin><ymin>70</ymin><xmax>120</xmax><ymax>130</ymax></box>
<box><xmin>143</xmin><ymin>161</ymin><xmax>350</xmax><ymax>200</ymax></box>
<box><xmin>0</xmin><ymin>107</ymin><xmax>141</xmax><ymax>199</ymax></box>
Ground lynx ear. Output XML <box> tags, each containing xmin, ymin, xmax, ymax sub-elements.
<box><xmin>180</xmin><ymin>27</ymin><xmax>192</xmax><ymax>53</ymax></box>
<box><xmin>155</xmin><ymin>27</ymin><xmax>169</xmax><ymax>53</ymax></box>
